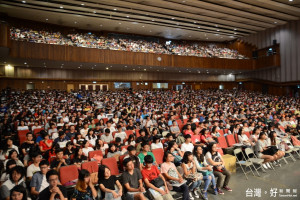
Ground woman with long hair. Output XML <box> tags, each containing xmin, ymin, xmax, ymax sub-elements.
<box><xmin>98</xmin><ymin>165</ymin><xmax>122</xmax><ymax>200</ymax></box>
<box><xmin>10</xmin><ymin>185</ymin><xmax>28</xmax><ymax>200</ymax></box>
<box><xmin>71</xmin><ymin>169</ymin><xmax>97</xmax><ymax>200</ymax></box>
<box><xmin>181</xmin><ymin>151</ymin><xmax>202</xmax><ymax>199</ymax></box>
<box><xmin>193</xmin><ymin>145</ymin><xmax>217</xmax><ymax>199</ymax></box>
<box><xmin>267</xmin><ymin>131</ymin><xmax>285</xmax><ymax>165</ymax></box>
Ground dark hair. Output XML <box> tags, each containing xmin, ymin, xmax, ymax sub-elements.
<box><xmin>55</xmin><ymin>148</ymin><xmax>63</xmax><ymax>154</ymax></box>
<box><xmin>105</xmin><ymin>128</ymin><xmax>110</xmax><ymax>134</ymax></box>
<box><xmin>211</xmin><ymin>126</ymin><xmax>217</xmax><ymax>133</ymax></box>
<box><xmin>166</xmin><ymin>133</ymin><xmax>173</xmax><ymax>138</ymax></box>
<box><xmin>152</xmin><ymin>135</ymin><xmax>160</xmax><ymax>143</ymax></box>
<box><xmin>182</xmin><ymin>151</ymin><xmax>193</xmax><ymax>164</ymax></box>
<box><xmin>269</xmin><ymin>131</ymin><xmax>277</xmax><ymax>146</ymax></box>
<box><xmin>10</xmin><ymin>185</ymin><xmax>27</xmax><ymax>200</ymax></box>
<box><xmin>82</xmin><ymin>140</ymin><xmax>88</xmax><ymax>147</ymax></box>
<box><xmin>98</xmin><ymin>165</ymin><xmax>110</xmax><ymax>181</ymax></box>
<box><xmin>30</xmin><ymin>151</ymin><xmax>41</xmax><ymax>160</ymax></box>
<box><xmin>74</xmin><ymin>148</ymin><xmax>82</xmax><ymax>158</ymax></box>
<box><xmin>39</xmin><ymin>159</ymin><xmax>49</xmax><ymax>167</ymax></box>
<box><xmin>87</xmin><ymin>129</ymin><xmax>95</xmax><ymax>140</ymax></box>
<box><xmin>207</xmin><ymin>142</ymin><xmax>217</xmax><ymax>154</ymax></box>
<box><xmin>78</xmin><ymin>169</ymin><xmax>90</xmax><ymax>181</ymax></box>
<box><xmin>5</xmin><ymin>159</ymin><xmax>17</xmax><ymax>173</ymax></box>
<box><xmin>141</xmin><ymin>141</ymin><xmax>149</xmax><ymax>148</ymax></box>
<box><xmin>66</xmin><ymin>141</ymin><xmax>73</xmax><ymax>148</ymax></box>
<box><xmin>26</xmin><ymin>132</ymin><xmax>33</xmax><ymax>137</ymax></box>
<box><xmin>58</xmin><ymin>131</ymin><xmax>65</xmax><ymax>137</ymax></box>
<box><xmin>108</xmin><ymin>143</ymin><xmax>117</xmax><ymax>153</ymax></box>
<box><xmin>163</xmin><ymin>151</ymin><xmax>172</xmax><ymax>162</ymax></box>
<box><xmin>184</xmin><ymin>134</ymin><xmax>191</xmax><ymax>139</ymax></box>
<box><xmin>258</xmin><ymin>132</ymin><xmax>266</xmax><ymax>140</ymax></box>
<box><xmin>128</xmin><ymin>134</ymin><xmax>135</xmax><ymax>142</ymax></box>
<box><xmin>167</xmin><ymin>140</ymin><xmax>176</xmax><ymax>151</ymax></box>
<box><xmin>9</xmin><ymin>166</ymin><xmax>25</xmax><ymax>182</ymax></box>
<box><xmin>115</xmin><ymin>137</ymin><xmax>121</xmax><ymax>143</ymax></box>
<box><xmin>127</xmin><ymin>145</ymin><xmax>135</xmax><ymax>152</ymax></box>
<box><xmin>193</xmin><ymin>146</ymin><xmax>204</xmax><ymax>164</ymax></box>
<box><xmin>8</xmin><ymin>149</ymin><xmax>18</xmax><ymax>159</ymax></box>
<box><xmin>144</xmin><ymin>155</ymin><xmax>154</xmax><ymax>164</ymax></box>
<box><xmin>123</xmin><ymin>157</ymin><xmax>132</xmax><ymax>167</ymax></box>
<box><xmin>46</xmin><ymin>169</ymin><xmax>59</xmax><ymax>181</ymax></box>
<box><xmin>237</xmin><ymin>127</ymin><xmax>243</xmax><ymax>136</ymax></box>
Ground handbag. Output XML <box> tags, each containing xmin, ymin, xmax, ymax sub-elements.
<box><xmin>150</xmin><ymin>177</ymin><xmax>164</xmax><ymax>188</ymax></box>
<box><xmin>262</xmin><ymin>146</ymin><xmax>278</xmax><ymax>155</ymax></box>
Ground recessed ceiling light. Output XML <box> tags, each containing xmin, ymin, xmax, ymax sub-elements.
<box><xmin>93</xmin><ymin>11</ymin><xmax>97</xmax><ymax>13</ymax></box>
<box><xmin>81</xmin><ymin>4</ymin><xmax>84</xmax><ymax>6</ymax></box>
<box><xmin>234</xmin><ymin>28</ymin><xmax>237</xmax><ymax>30</ymax></box>
<box><xmin>133</xmin><ymin>69</ymin><xmax>135</xmax><ymax>70</ymax></box>
<box><xmin>217</xmin><ymin>30</ymin><xmax>219</xmax><ymax>31</ymax></box>
<box><xmin>99</xmin><ymin>24</ymin><xmax>103</xmax><ymax>26</ymax></box>
<box><xmin>157</xmin><ymin>70</ymin><xmax>159</xmax><ymax>71</ymax></box>
<box><xmin>74</xmin><ymin>21</ymin><xmax>77</xmax><ymax>24</ymax></box>
<box><xmin>124</xmin><ymin>66</ymin><xmax>127</xmax><ymax>67</ymax></box>
<box><xmin>60</xmin><ymin>6</ymin><xmax>63</xmax><ymax>9</ymax></box>
<box><xmin>119</xmin><ymin>23</ymin><xmax>121</xmax><ymax>24</ymax></box>
<box><xmin>24</xmin><ymin>62</ymin><xmax>27</xmax><ymax>65</ymax></box>
<box><xmin>234</xmin><ymin>32</ymin><xmax>237</xmax><ymax>34</ymax></box>
<box><xmin>149</xmin><ymin>30</ymin><xmax>152</xmax><ymax>32</ymax></box>
<box><xmin>289</xmin><ymin>0</ymin><xmax>293</xmax><ymax>2</ymax></box>
<box><xmin>126</xmin><ymin>16</ymin><xmax>130</xmax><ymax>18</ymax></box>
<box><xmin>78</xmin><ymin>67</ymin><xmax>80</xmax><ymax>69</ymax></box>
<box><xmin>189</xmin><ymin>36</ymin><xmax>191</xmax><ymax>37</ymax></box>
<box><xmin>110</xmin><ymin>66</ymin><xmax>112</xmax><ymax>67</ymax></box>
<box><xmin>179</xmin><ymin>71</ymin><xmax>181</xmax><ymax>72</ymax></box>
<box><xmin>144</xmin><ymin>69</ymin><xmax>146</xmax><ymax>71</ymax></box>
<box><xmin>106</xmin><ymin>67</ymin><xmax>109</xmax><ymax>70</ymax></box>
<box><xmin>152</xmin><ymin>19</ymin><xmax>155</xmax><ymax>21</ymax></box>
<box><xmin>61</xmin><ymin>66</ymin><xmax>63</xmax><ymax>68</ymax></box>
<box><xmin>171</xmin><ymin>18</ymin><xmax>175</xmax><ymax>19</ymax></box>
<box><xmin>22</xmin><ymin>1</ymin><xmax>26</xmax><ymax>3</ymax></box>
<box><xmin>193</xmin><ymin>21</ymin><xmax>196</xmax><ymax>23</ymax></box>
<box><xmin>94</xmin><ymin>65</ymin><xmax>96</xmax><ymax>66</ymax></box>
<box><xmin>46</xmin><ymin>19</ymin><xmax>48</xmax><ymax>21</ymax></box>
<box><xmin>215</xmin><ymin>25</ymin><xmax>218</xmax><ymax>27</ymax></box>
<box><xmin>113</xmin><ymin>8</ymin><xmax>117</xmax><ymax>10</ymax></box>
<box><xmin>198</xmin><ymin>27</ymin><xmax>200</xmax><ymax>28</ymax></box>
<box><xmin>274</xmin><ymin>21</ymin><xmax>277</xmax><ymax>23</ymax></box>
<box><xmin>206</xmin><ymin>38</ymin><xmax>208</xmax><ymax>39</ymax></box>
<box><xmin>142</xmin><ymin>26</ymin><xmax>145</xmax><ymax>27</ymax></box>
<box><xmin>92</xmin><ymin>67</ymin><xmax>94</xmax><ymax>69</ymax></box>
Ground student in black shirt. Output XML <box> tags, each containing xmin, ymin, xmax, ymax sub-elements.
<box><xmin>98</xmin><ymin>165</ymin><xmax>122</xmax><ymax>200</ymax></box>
<box><xmin>50</xmin><ymin>148</ymin><xmax>70</xmax><ymax>171</ymax></box>
<box><xmin>38</xmin><ymin>170</ymin><xmax>67</xmax><ymax>200</ymax></box>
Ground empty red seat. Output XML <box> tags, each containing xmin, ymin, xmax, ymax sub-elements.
<box><xmin>59</xmin><ymin>165</ymin><xmax>79</xmax><ymax>186</ymax></box>
<box><xmin>152</xmin><ymin>148</ymin><xmax>164</xmax><ymax>165</ymax></box>
<box><xmin>191</xmin><ymin>135</ymin><xmax>201</xmax><ymax>144</ymax></box>
<box><xmin>81</xmin><ymin>161</ymin><xmax>98</xmax><ymax>173</ymax></box>
<box><xmin>88</xmin><ymin>150</ymin><xmax>103</xmax><ymax>161</ymax></box>
<box><xmin>226</xmin><ymin>134</ymin><xmax>237</xmax><ymax>147</ymax></box>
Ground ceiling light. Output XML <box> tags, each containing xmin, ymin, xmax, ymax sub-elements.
<box><xmin>197</xmin><ymin>27</ymin><xmax>200</xmax><ymax>28</ymax></box>
<box><xmin>157</xmin><ymin>70</ymin><xmax>159</xmax><ymax>71</ymax></box>
<box><xmin>274</xmin><ymin>21</ymin><xmax>277</xmax><ymax>23</ymax></box>
<box><xmin>74</xmin><ymin>21</ymin><xmax>77</xmax><ymax>24</ymax></box>
<box><xmin>78</xmin><ymin>67</ymin><xmax>80</xmax><ymax>69</ymax></box>
<box><xmin>189</xmin><ymin>36</ymin><xmax>191</xmax><ymax>37</ymax></box>
<box><xmin>215</xmin><ymin>25</ymin><xmax>218</xmax><ymax>27</ymax></box>
<box><xmin>149</xmin><ymin>30</ymin><xmax>152</xmax><ymax>32</ymax></box>
<box><xmin>144</xmin><ymin>69</ymin><xmax>146</xmax><ymax>71</ymax></box>
<box><xmin>24</xmin><ymin>62</ymin><xmax>27</xmax><ymax>65</ymax></box>
<box><xmin>93</xmin><ymin>11</ymin><xmax>97</xmax><ymax>13</ymax></box>
<box><xmin>171</xmin><ymin>18</ymin><xmax>175</xmax><ymax>19</ymax></box>
<box><xmin>61</xmin><ymin>66</ymin><xmax>63</xmax><ymax>68</ymax></box>
<box><xmin>99</xmin><ymin>24</ymin><xmax>103</xmax><ymax>27</ymax></box>
<box><xmin>113</xmin><ymin>8</ymin><xmax>117</xmax><ymax>10</ymax></box>
<box><xmin>142</xmin><ymin>26</ymin><xmax>145</xmax><ymax>27</ymax></box>
<box><xmin>234</xmin><ymin>32</ymin><xmax>237</xmax><ymax>34</ymax></box>
<box><xmin>152</xmin><ymin>19</ymin><xmax>155</xmax><ymax>21</ymax></box>
<box><xmin>92</xmin><ymin>67</ymin><xmax>94</xmax><ymax>69</ymax></box>
<box><xmin>206</xmin><ymin>38</ymin><xmax>208</xmax><ymax>39</ymax></box>
<box><xmin>119</xmin><ymin>23</ymin><xmax>121</xmax><ymax>24</ymax></box>
<box><xmin>106</xmin><ymin>67</ymin><xmax>109</xmax><ymax>70</ymax></box>
<box><xmin>81</xmin><ymin>4</ymin><xmax>84</xmax><ymax>6</ymax></box>
<box><xmin>110</xmin><ymin>66</ymin><xmax>112</xmax><ymax>67</ymax></box>
<box><xmin>22</xmin><ymin>1</ymin><xmax>26</xmax><ymax>3</ymax></box>
<box><xmin>126</xmin><ymin>16</ymin><xmax>130</xmax><ymax>18</ymax></box>
<box><xmin>133</xmin><ymin>69</ymin><xmax>135</xmax><ymax>70</ymax></box>
<box><xmin>124</xmin><ymin>66</ymin><xmax>127</xmax><ymax>67</ymax></box>
<box><xmin>289</xmin><ymin>0</ymin><xmax>293</xmax><ymax>2</ymax></box>
<box><xmin>60</xmin><ymin>6</ymin><xmax>63</xmax><ymax>9</ymax></box>
<box><xmin>193</xmin><ymin>21</ymin><xmax>196</xmax><ymax>23</ymax></box>
<box><xmin>217</xmin><ymin>30</ymin><xmax>219</xmax><ymax>31</ymax></box>
<box><xmin>46</xmin><ymin>19</ymin><xmax>48</xmax><ymax>21</ymax></box>
<box><xmin>234</xmin><ymin>28</ymin><xmax>237</xmax><ymax>30</ymax></box>
<box><xmin>93</xmin><ymin>81</ymin><xmax>97</xmax><ymax>83</ymax></box>
<box><xmin>179</xmin><ymin>71</ymin><xmax>181</xmax><ymax>72</ymax></box>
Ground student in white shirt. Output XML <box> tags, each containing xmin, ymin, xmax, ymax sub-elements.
<box><xmin>114</xmin><ymin>125</ymin><xmax>127</xmax><ymax>143</ymax></box>
<box><xmin>82</xmin><ymin>140</ymin><xmax>94</xmax><ymax>157</ymax></box>
<box><xmin>85</xmin><ymin>129</ymin><xmax>97</xmax><ymax>147</ymax></box>
<box><xmin>27</xmin><ymin>152</ymin><xmax>42</xmax><ymax>181</ymax></box>
<box><xmin>151</xmin><ymin>135</ymin><xmax>163</xmax><ymax>150</ymax></box>
<box><xmin>17</xmin><ymin>120</ymin><xmax>29</xmax><ymax>131</ymax></box>
<box><xmin>181</xmin><ymin>134</ymin><xmax>194</xmax><ymax>153</ymax></box>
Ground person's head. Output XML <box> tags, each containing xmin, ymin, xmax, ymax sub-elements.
<box><xmin>128</xmin><ymin>134</ymin><xmax>135</xmax><ymax>142</ymax></box>
<box><xmin>66</xmin><ymin>141</ymin><xmax>73</xmax><ymax>149</ymax></box>
<box><xmin>55</xmin><ymin>148</ymin><xmax>64</xmax><ymax>159</ymax></box>
<box><xmin>75</xmin><ymin>133</ymin><xmax>82</xmax><ymax>139</ymax></box>
<box><xmin>163</xmin><ymin>151</ymin><xmax>174</xmax><ymax>162</ymax></box>
<box><xmin>58</xmin><ymin>131</ymin><xmax>65</xmax><ymax>139</ymax></box>
<box><xmin>115</xmin><ymin>137</ymin><xmax>121</xmax><ymax>144</ymax></box>
<box><xmin>144</xmin><ymin>155</ymin><xmax>154</xmax><ymax>168</ymax></box>
<box><xmin>30</xmin><ymin>151</ymin><xmax>42</xmax><ymax>163</ymax></box>
<box><xmin>99</xmin><ymin>165</ymin><xmax>111</xmax><ymax>180</ymax></box>
<box><xmin>76</xmin><ymin>169</ymin><xmax>90</xmax><ymax>192</ymax></box>
<box><xmin>105</xmin><ymin>128</ymin><xmax>110</xmax><ymax>135</ymax></box>
<box><xmin>46</xmin><ymin>170</ymin><xmax>59</xmax><ymax>187</ymax></box>
<box><xmin>9</xmin><ymin>166</ymin><xmax>25</xmax><ymax>183</ymax></box>
<box><xmin>207</xmin><ymin>142</ymin><xmax>218</xmax><ymax>154</ymax></box>
<box><xmin>6</xmin><ymin>138</ymin><xmax>13</xmax><ymax>147</ymax></box>
<box><xmin>184</xmin><ymin>134</ymin><xmax>191</xmax><ymax>143</ymax></box>
<box><xmin>10</xmin><ymin>185</ymin><xmax>27</xmax><ymax>200</ymax></box>
<box><xmin>238</xmin><ymin>127</ymin><xmax>244</xmax><ymax>136</ymax></box>
<box><xmin>258</xmin><ymin>132</ymin><xmax>267</xmax><ymax>140</ymax></box>
<box><xmin>82</xmin><ymin>140</ymin><xmax>89</xmax><ymax>148</ymax></box>
<box><xmin>167</xmin><ymin>140</ymin><xmax>177</xmax><ymax>152</ymax></box>
<box><xmin>108</xmin><ymin>143</ymin><xmax>116</xmax><ymax>153</ymax></box>
<box><xmin>182</xmin><ymin>151</ymin><xmax>193</xmax><ymax>164</ymax></box>
<box><xmin>123</xmin><ymin>157</ymin><xmax>134</xmax><ymax>171</ymax></box>
<box><xmin>39</xmin><ymin>160</ymin><xmax>49</xmax><ymax>175</ymax></box>
<box><xmin>166</xmin><ymin>133</ymin><xmax>174</xmax><ymax>141</ymax></box>
<box><xmin>6</xmin><ymin>159</ymin><xmax>17</xmax><ymax>173</ymax></box>
<box><xmin>141</xmin><ymin>142</ymin><xmax>150</xmax><ymax>152</ymax></box>
<box><xmin>8</xmin><ymin>149</ymin><xmax>18</xmax><ymax>160</ymax></box>
<box><xmin>152</xmin><ymin>135</ymin><xmax>161</xmax><ymax>144</ymax></box>
<box><xmin>127</xmin><ymin>145</ymin><xmax>136</xmax><ymax>156</ymax></box>
<box><xmin>74</xmin><ymin>147</ymin><xmax>83</xmax><ymax>158</ymax></box>
<box><xmin>193</xmin><ymin>145</ymin><xmax>203</xmax><ymax>156</ymax></box>
<box><xmin>26</xmin><ymin>132</ymin><xmax>33</xmax><ymax>141</ymax></box>
<box><xmin>139</xmin><ymin>129</ymin><xmax>146</xmax><ymax>136</ymax></box>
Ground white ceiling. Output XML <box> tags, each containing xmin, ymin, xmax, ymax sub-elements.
<box><xmin>1</xmin><ymin>0</ymin><xmax>300</xmax><ymax>41</ymax></box>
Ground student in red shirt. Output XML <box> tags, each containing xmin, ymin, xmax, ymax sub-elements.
<box><xmin>141</xmin><ymin>155</ymin><xmax>173</xmax><ymax>200</ymax></box>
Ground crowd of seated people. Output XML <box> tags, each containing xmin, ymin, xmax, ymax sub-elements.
<box><xmin>0</xmin><ymin>88</ymin><xmax>299</xmax><ymax>200</ymax></box>
<box><xmin>10</xmin><ymin>27</ymin><xmax>247</xmax><ymax>59</ymax></box>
